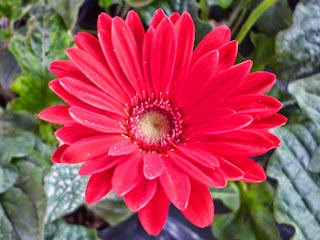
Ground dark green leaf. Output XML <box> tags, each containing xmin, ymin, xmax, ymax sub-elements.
<box><xmin>255</xmin><ymin>0</ymin><xmax>292</xmax><ymax>36</ymax></box>
<box><xmin>273</xmin><ymin>0</ymin><xmax>320</xmax><ymax>83</ymax></box>
<box><xmin>45</xmin><ymin>219</ymin><xmax>98</xmax><ymax>240</ymax></box>
<box><xmin>48</xmin><ymin>0</ymin><xmax>84</xmax><ymax>29</ymax></box>
<box><xmin>0</xmin><ymin>164</ymin><xmax>17</xmax><ymax>194</ymax></box>
<box><xmin>288</xmin><ymin>73</ymin><xmax>320</xmax><ymax>124</ymax></box>
<box><xmin>249</xmin><ymin>32</ymin><xmax>275</xmax><ymax>71</ymax></box>
<box><xmin>87</xmin><ymin>191</ymin><xmax>133</xmax><ymax>225</ymax></box>
<box><xmin>39</xmin><ymin>121</ymin><xmax>59</xmax><ymax>146</ymax></box>
<box><xmin>0</xmin><ymin>48</ymin><xmax>21</xmax><ymax>101</ymax></box>
<box><xmin>0</xmin><ymin>160</ymin><xmax>47</xmax><ymax>240</ymax></box>
<box><xmin>10</xmin><ymin>74</ymin><xmax>60</xmax><ymax>113</ymax></box>
<box><xmin>267</xmin><ymin>122</ymin><xmax>320</xmax><ymax>239</ymax></box>
<box><xmin>207</xmin><ymin>0</ymin><xmax>233</xmax><ymax>9</ymax></box>
<box><xmin>0</xmin><ymin>108</ymin><xmax>38</xmax><ymax>133</ymax></box>
<box><xmin>9</xmin><ymin>4</ymin><xmax>74</xmax><ymax>113</ymax></box>
<box><xmin>9</xmin><ymin>5</ymin><xmax>74</xmax><ymax>77</ymax></box>
<box><xmin>44</xmin><ymin>164</ymin><xmax>88</xmax><ymax>223</ymax></box>
<box><xmin>212</xmin><ymin>182</ymin><xmax>280</xmax><ymax>240</ymax></box>
<box><xmin>125</xmin><ymin>0</ymin><xmax>155</xmax><ymax>8</ymax></box>
<box><xmin>210</xmin><ymin>182</ymin><xmax>240</xmax><ymax>211</ymax></box>
<box><xmin>0</xmin><ymin>130</ymin><xmax>35</xmax><ymax>164</ymax></box>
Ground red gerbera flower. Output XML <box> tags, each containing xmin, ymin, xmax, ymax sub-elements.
<box><xmin>39</xmin><ymin>9</ymin><xmax>286</xmax><ymax>235</ymax></box>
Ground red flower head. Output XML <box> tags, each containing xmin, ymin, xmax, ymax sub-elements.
<box><xmin>39</xmin><ymin>9</ymin><xmax>286</xmax><ymax>235</ymax></box>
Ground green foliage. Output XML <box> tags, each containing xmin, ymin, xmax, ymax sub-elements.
<box><xmin>45</xmin><ymin>219</ymin><xmax>98</xmax><ymax>240</ymax></box>
<box><xmin>207</xmin><ymin>0</ymin><xmax>233</xmax><ymax>9</ymax></box>
<box><xmin>210</xmin><ymin>182</ymin><xmax>240</xmax><ymax>211</ymax></box>
<box><xmin>126</xmin><ymin>0</ymin><xmax>155</xmax><ymax>8</ymax></box>
<box><xmin>268</xmin><ymin>122</ymin><xmax>320</xmax><ymax>240</ymax></box>
<box><xmin>44</xmin><ymin>164</ymin><xmax>88</xmax><ymax>223</ymax></box>
<box><xmin>273</xmin><ymin>0</ymin><xmax>320</xmax><ymax>83</ymax></box>
<box><xmin>9</xmin><ymin>4</ymin><xmax>74</xmax><ymax>113</ymax></box>
<box><xmin>237</xmin><ymin>32</ymin><xmax>275</xmax><ymax>71</ymax></box>
<box><xmin>212</xmin><ymin>182</ymin><xmax>280</xmax><ymax>240</ymax></box>
<box><xmin>48</xmin><ymin>0</ymin><xmax>84</xmax><ymax>29</ymax></box>
<box><xmin>0</xmin><ymin>158</ymin><xmax>47</xmax><ymax>240</ymax></box>
<box><xmin>88</xmin><ymin>191</ymin><xmax>133</xmax><ymax>225</ymax></box>
<box><xmin>288</xmin><ymin>73</ymin><xmax>320</xmax><ymax>125</ymax></box>
<box><xmin>255</xmin><ymin>0</ymin><xmax>292</xmax><ymax>36</ymax></box>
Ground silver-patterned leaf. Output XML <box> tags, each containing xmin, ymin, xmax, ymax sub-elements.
<box><xmin>45</xmin><ymin>163</ymin><xmax>88</xmax><ymax>223</ymax></box>
<box><xmin>0</xmin><ymin>160</ymin><xmax>47</xmax><ymax>240</ymax></box>
<box><xmin>288</xmin><ymin>73</ymin><xmax>320</xmax><ymax>124</ymax></box>
<box><xmin>273</xmin><ymin>0</ymin><xmax>320</xmax><ymax>83</ymax></box>
<box><xmin>267</xmin><ymin>122</ymin><xmax>320</xmax><ymax>240</ymax></box>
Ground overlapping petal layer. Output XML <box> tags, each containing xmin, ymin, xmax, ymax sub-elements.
<box><xmin>39</xmin><ymin>8</ymin><xmax>286</xmax><ymax>236</ymax></box>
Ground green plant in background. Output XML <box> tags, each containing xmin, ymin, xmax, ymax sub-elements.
<box><xmin>0</xmin><ymin>0</ymin><xmax>320</xmax><ymax>239</ymax></box>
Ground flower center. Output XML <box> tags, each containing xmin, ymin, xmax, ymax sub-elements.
<box><xmin>127</xmin><ymin>100</ymin><xmax>182</xmax><ymax>153</ymax></box>
<box><xmin>140</xmin><ymin>111</ymin><xmax>171</xmax><ymax>141</ymax></box>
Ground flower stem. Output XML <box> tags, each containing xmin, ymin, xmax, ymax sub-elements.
<box><xmin>236</xmin><ymin>0</ymin><xmax>280</xmax><ymax>44</ymax></box>
<box><xmin>199</xmin><ymin>0</ymin><xmax>208</xmax><ymax>21</ymax></box>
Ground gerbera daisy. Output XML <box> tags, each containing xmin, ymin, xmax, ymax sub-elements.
<box><xmin>39</xmin><ymin>9</ymin><xmax>286</xmax><ymax>235</ymax></box>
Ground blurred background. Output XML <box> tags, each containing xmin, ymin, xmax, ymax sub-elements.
<box><xmin>0</xmin><ymin>0</ymin><xmax>319</xmax><ymax>239</ymax></box>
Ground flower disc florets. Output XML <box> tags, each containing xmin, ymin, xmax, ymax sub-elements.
<box><xmin>127</xmin><ymin>99</ymin><xmax>182</xmax><ymax>153</ymax></box>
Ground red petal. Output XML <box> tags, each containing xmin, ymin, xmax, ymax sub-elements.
<box><xmin>168</xmin><ymin>152</ymin><xmax>217</xmax><ymax>187</ymax></box>
<box><xmin>216</xmin><ymin>156</ymin><xmax>244</xmax><ymax>181</ymax></box>
<box><xmin>150</xmin><ymin>17</ymin><xmax>177</xmax><ymax>96</ymax></box>
<box><xmin>38</xmin><ymin>106</ymin><xmax>75</xmax><ymax>125</ymax></box>
<box><xmin>68</xmin><ymin>106</ymin><xmax>123</xmax><ymax>133</ymax></box>
<box><xmin>98</xmin><ymin>29</ymin><xmax>137</xmax><ymax>97</ymax></box>
<box><xmin>112</xmin><ymin>151</ymin><xmax>143</xmax><ymax>196</ymax></box>
<box><xmin>150</xmin><ymin>9</ymin><xmax>166</xmax><ymax>28</ymax></box>
<box><xmin>196</xmin><ymin>165</ymin><xmax>227</xmax><ymax>188</ymax></box>
<box><xmin>192</xmin><ymin>60</ymin><xmax>252</xmax><ymax>107</ymax></box>
<box><xmin>185</xmin><ymin>114</ymin><xmax>253</xmax><ymax>135</ymax></box>
<box><xmin>182</xmin><ymin>180</ymin><xmax>214</xmax><ymax>228</ymax></box>
<box><xmin>179</xmin><ymin>50</ymin><xmax>219</xmax><ymax>104</ymax></box>
<box><xmin>234</xmin><ymin>71</ymin><xmax>276</xmax><ymax>96</ymax></box>
<box><xmin>170</xmin><ymin>12</ymin><xmax>180</xmax><ymax>23</ymax></box>
<box><xmin>142</xmin><ymin>27</ymin><xmax>156</xmax><ymax>97</ymax></box>
<box><xmin>55</xmin><ymin>125</ymin><xmax>100</xmax><ymax>144</ymax></box>
<box><xmin>143</xmin><ymin>152</ymin><xmax>165</xmax><ymax>180</ymax></box>
<box><xmin>249</xmin><ymin>113</ymin><xmax>287</xmax><ymax>130</ymax></box>
<box><xmin>221</xmin><ymin>95</ymin><xmax>282</xmax><ymax>120</ymax></box>
<box><xmin>184</xmin><ymin>107</ymin><xmax>235</xmax><ymax>126</ymax></box>
<box><xmin>79</xmin><ymin>154</ymin><xmax>126</xmax><ymax>176</ymax></box>
<box><xmin>138</xmin><ymin>184</ymin><xmax>169</xmax><ymax>235</ymax></box>
<box><xmin>112</xmin><ymin>17</ymin><xmax>145</xmax><ymax>96</ymax></box>
<box><xmin>97</xmin><ymin>12</ymin><xmax>112</xmax><ymax>33</ymax></box>
<box><xmin>52</xmin><ymin>144</ymin><xmax>68</xmax><ymax>163</ymax></box>
<box><xmin>191</xmin><ymin>25</ymin><xmax>231</xmax><ymax>65</ymax></box>
<box><xmin>49</xmin><ymin>80</ymin><xmax>98</xmax><ymax>112</ymax></box>
<box><xmin>108</xmin><ymin>141</ymin><xmax>139</xmax><ymax>156</ymax></box>
<box><xmin>66</xmin><ymin>47</ymin><xmax>127</xmax><ymax>103</ymax></box>
<box><xmin>199</xmin><ymin>129</ymin><xmax>277</xmax><ymax>157</ymax></box>
<box><xmin>159</xmin><ymin>157</ymin><xmax>191</xmax><ymax>210</ymax></box>
<box><xmin>59</xmin><ymin>78</ymin><xmax>125</xmax><ymax>116</ymax></box>
<box><xmin>61</xmin><ymin>135</ymin><xmax>122</xmax><ymax>163</ymax></box>
<box><xmin>217</xmin><ymin>40</ymin><xmax>238</xmax><ymax>72</ymax></box>
<box><xmin>227</xmin><ymin>157</ymin><xmax>266</xmax><ymax>182</ymax></box>
<box><xmin>175</xmin><ymin>145</ymin><xmax>220</xmax><ymax>168</ymax></box>
<box><xmin>74</xmin><ymin>32</ymin><xmax>106</xmax><ymax>64</ymax></box>
<box><xmin>126</xmin><ymin>10</ymin><xmax>145</xmax><ymax>56</ymax></box>
<box><xmin>124</xmin><ymin>178</ymin><xmax>157</xmax><ymax>211</ymax></box>
<box><xmin>171</xmin><ymin>13</ymin><xmax>194</xmax><ymax>94</ymax></box>
<box><xmin>49</xmin><ymin>60</ymin><xmax>88</xmax><ymax>81</ymax></box>
<box><xmin>85</xmin><ymin>169</ymin><xmax>113</xmax><ymax>204</ymax></box>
